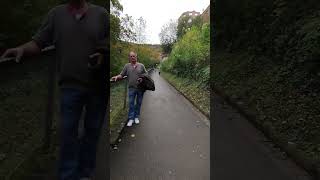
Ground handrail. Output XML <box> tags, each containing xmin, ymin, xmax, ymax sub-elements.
<box><xmin>110</xmin><ymin>75</ymin><xmax>127</xmax><ymax>82</ymax></box>
<box><xmin>110</xmin><ymin>68</ymin><xmax>154</xmax><ymax>84</ymax></box>
<box><xmin>0</xmin><ymin>45</ymin><xmax>108</xmax><ymax>64</ymax></box>
<box><xmin>42</xmin><ymin>45</ymin><xmax>55</xmax><ymax>52</ymax></box>
<box><xmin>0</xmin><ymin>56</ymin><xmax>15</xmax><ymax>63</ymax></box>
<box><xmin>0</xmin><ymin>45</ymin><xmax>55</xmax><ymax>63</ymax></box>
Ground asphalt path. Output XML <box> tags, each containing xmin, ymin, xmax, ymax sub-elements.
<box><xmin>110</xmin><ymin>71</ymin><xmax>210</xmax><ymax>180</ymax></box>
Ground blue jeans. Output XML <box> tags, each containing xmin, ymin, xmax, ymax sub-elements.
<box><xmin>128</xmin><ymin>88</ymin><xmax>145</xmax><ymax>120</ymax></box>
<box><xmin>59</xmin><ymin>88</ymin><xmax>107</xmax><ymax>180</ymax></box>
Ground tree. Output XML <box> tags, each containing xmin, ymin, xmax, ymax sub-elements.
<box><xmin>177</xmin><ymin>15</ymin><xmax>202</xmax><ymax>39</ymax></box>
<box><xmin>110</xmin><ymin>0</ymin><xmax>127</xmax><ymax>76</ymax></box>
<box><xmin>134</xmin><ymin>17</ymin><xmax>147</xmax><ymax>44</ymax></box>
<box><xmin>119</xmin><ymin>14</ymin><xmax>136</xmax><ymax>43</ymax></box>
<box><xmin>159</xmin><ymin>19</ymin><xmax>177</xmax><ymax>54</ymax></box>
<box><xmin>110</xmin><ymin>0</ymin><xmax>123</xmax><ymax>11</ymax></box>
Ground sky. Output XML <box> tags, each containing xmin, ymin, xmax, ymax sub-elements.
<box><xmin>118</xmin><ymin>0</ymin><xmax>209</xmax><ymax>44</ymax></box>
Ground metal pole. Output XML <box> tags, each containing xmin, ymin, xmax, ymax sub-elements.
<box><xmin>43</xmin><ymin>50</ymin><xmax>56</xmax><ymax>151</ymax></box>
<box><xmin>123</xmin><ymin>79</ymin><xmax>127</xmax><ymax>109</ymax></box>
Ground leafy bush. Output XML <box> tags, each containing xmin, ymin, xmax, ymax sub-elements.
<box><xmin>161</xmin><ymin>23</ymin><xmax>210</xmax><ymax>88</ymax></box>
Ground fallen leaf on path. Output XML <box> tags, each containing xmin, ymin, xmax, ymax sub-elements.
<box><xmin>281</xmin><ymin>152</ymin><xmax>287</xmax><ymax>160</ymax></box>
<box><xmin>0</xmin><ymin>153</ymin><xmax>6</xmax><ymax>161</ymax></box>
<box><xmin>237</xmin><ymin>101</ymin><xmax>244</xmax><ymax>105</ymax></box>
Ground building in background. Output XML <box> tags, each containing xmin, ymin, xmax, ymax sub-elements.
<box><xmin>177</xmin><ymin>10</ymin><xmax>200</xmax><ymax>38</ymax></box>
<box><xmin>201</xmin><ymin>5</ymin><xmax>210</xmax><ymax>23</ymax></box>
<box><xmin>176</xmin><ymin>5</ymin><xmax>210</xmax><ymax>39</ymax></box>
<box><xmin>178</xmin><ymin>10</ymin><xmax>201</xmax><ymax>24</ymax></box>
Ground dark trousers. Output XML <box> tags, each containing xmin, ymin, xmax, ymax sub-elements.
<box><xmin>58</xmin><ymin>88</ymin><xmax>107</xmax><ymax>180</ymax></box>
<box><xmin>128</xmin><ymin>88</ymin><xmax>144</xmax><ymax>120</ymax></box>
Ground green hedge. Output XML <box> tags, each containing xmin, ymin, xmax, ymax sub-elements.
<box><xmin>161</xmin><ymin>23</ymin><xmax>210</xmax><ymax>88</ymax></box>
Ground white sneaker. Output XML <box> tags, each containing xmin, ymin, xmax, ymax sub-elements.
<box><xmin>127</xmin><ymin>119</ymin><xmax>134</xmax><ymax>127</ymax></box>
<box><xmin>134</xmin><ymin>118</ymin><xmax>140</xmax><ymax>124</ymax></box>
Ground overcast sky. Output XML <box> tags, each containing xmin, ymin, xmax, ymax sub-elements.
<box><xmin>119</xmin><ymin>0</ymin><xmax>209</xmax><ymax>44</ymax></box>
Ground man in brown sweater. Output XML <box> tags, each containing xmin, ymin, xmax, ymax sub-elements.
<box><xmin>111</xmin><ymin>51</ymin><xmax>147</xmax><ymax>127</ymax></box>
<box><xmin>1</xmin><ymin>0</ymin><xmax>108</xmax><ymax>180</ymax></box>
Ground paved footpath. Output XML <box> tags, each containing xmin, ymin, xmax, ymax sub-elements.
<box><xmin>212</xmin><ymin>94</ymin><xmax>311</xmax><ymax>180</ymax></box>
<box><xmin>45</xmin><ymin>71</ymin><xmax>311</xmax><ymax>180</ymax></box>
<box><xmin>110</xmin><ymin>71</ymin><xmax>210</xmax><ymax>180</ymax></box>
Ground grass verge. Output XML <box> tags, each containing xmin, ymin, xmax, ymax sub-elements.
<box><xmin>161</xmin><ymin>71</ymin><xmax>210</xmax><ymax>118</ymax></box>
<box><xmin>110</xmin><ymin>81</ymin><xmax>128</xmax><ymax>144</ymax></box>
<box><xmin>0</xmin><ymin>56</ymin><xmax>53</xmax><ymax>178</ymax></box>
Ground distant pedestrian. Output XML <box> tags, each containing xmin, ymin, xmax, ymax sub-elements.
<box><xmin>111</xmin><ymin>51</ymin><xmax>147</xmax><ymax>127</ymax></box>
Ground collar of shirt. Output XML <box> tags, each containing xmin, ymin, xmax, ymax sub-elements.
<box><xmin>131</xmin><ymin>63</ymin><xmax>137</xmax><ymax>69</ymax></box>
<box><xmin>67</xmin><ymin>2</ymin><xmax>89</xmax><ymax>16</ymax></box>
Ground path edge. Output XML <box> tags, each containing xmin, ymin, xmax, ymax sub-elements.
<box><xmin>212</xmin><ymin>85</ymin><xmax>320</xmax><ymax>180</ymax></box>
<box><xmin>110</xmin><ymin>116</ymin><xmax>127</xmax><ymax>147</ymax></box>
<box><xmin>160</xmin><ymin>73</ymin><xmax>210</xmax><ymax>123</ymax></box>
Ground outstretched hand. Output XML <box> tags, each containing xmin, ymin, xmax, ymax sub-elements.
<box><xmin>1</xmin><ymin>47</ymin><xmax>24</xmax><ymax>63</ymax></box>
<box><xmin>111</xmin><ymin>76</ymin><xmax>118</xmax><ymax>82</ymax></box>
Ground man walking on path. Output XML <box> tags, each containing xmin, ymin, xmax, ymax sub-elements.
<box><xmin>111</xmin><ymin>51</ymin><xmax>147</xmax><ymax>127</ymax></box>
<box><xmin>1</xmin><ymin>0</ymin><xmax>108</xmax><ymax>180</ymax></box>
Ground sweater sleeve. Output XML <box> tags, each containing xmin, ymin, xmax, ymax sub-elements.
<box><xmin>32</xmin><ymin>8</ymin><xmax>55</xmax><ymax>49</ymax></box>
<box><xmin>120</xmin><ymin>64</ymin><xmax>128</xmax><ymax>77</ymax></box>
